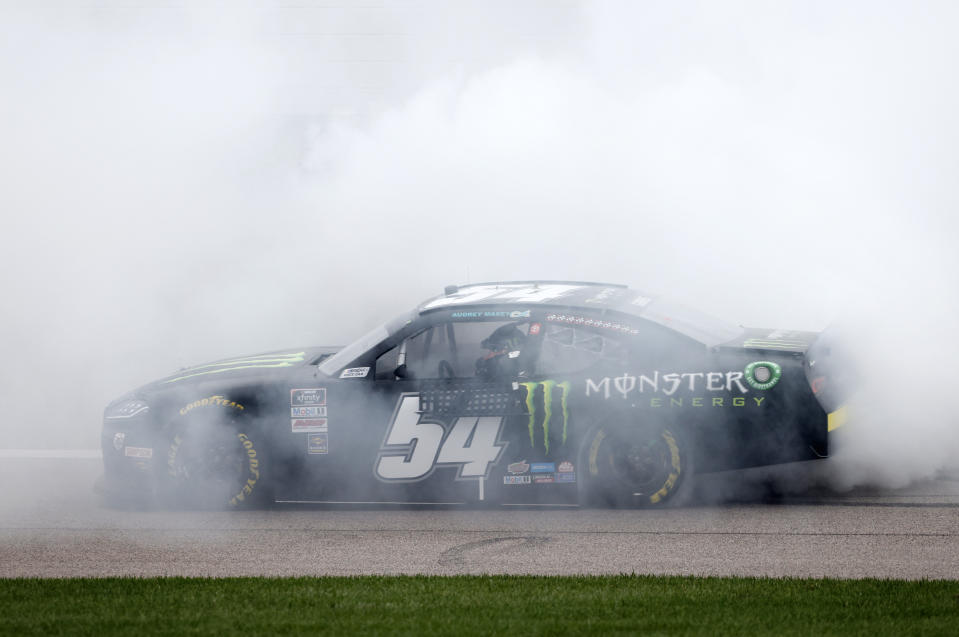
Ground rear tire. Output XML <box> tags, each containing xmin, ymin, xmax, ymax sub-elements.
<box><xmin>582</xmin><ymin>421</ymin><xmax>693</xmax><ymax>508</ymax></box>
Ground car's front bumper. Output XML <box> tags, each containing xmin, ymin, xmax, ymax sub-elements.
<box><xmin>99</xmin><ymin>420</ymin><xmax>159</xmax><ymax>503</ymax></box>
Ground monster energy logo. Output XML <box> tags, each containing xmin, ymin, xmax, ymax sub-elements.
<box><xmin>519</xmin><ymin>380</ymin><xmax>571</xmax><ymax>454</ymax></box>
<box><xmin>162</xmin><ymin>352</ymin><xmax>306</xmax><ymax>384</ymax></box>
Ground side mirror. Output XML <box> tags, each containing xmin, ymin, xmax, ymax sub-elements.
<box><xmin>393</xmin><ymin>364</ymin><xmax>409</xmax><ymax>379</ymax></box>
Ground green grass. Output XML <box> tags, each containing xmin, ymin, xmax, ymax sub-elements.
<box><xmin>0</xmin><ymin>576</ymin><xmax>956</xmax><ymax>636</ymax></box>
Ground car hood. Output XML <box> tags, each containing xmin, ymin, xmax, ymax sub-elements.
<box><xmin>150</xmin><ymin>345</ymin><xmax>342</xmax><ymax>387</ymax></box>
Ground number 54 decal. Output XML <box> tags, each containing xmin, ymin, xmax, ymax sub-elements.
<box><xmin>375</xmin><ymin>394</ymin><xmax>506</xmax><ymax>481</ymax></box>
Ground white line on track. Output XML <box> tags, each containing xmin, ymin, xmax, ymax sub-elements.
<box><xmin>0</xmin><ymin>449</ymin><xmax>101</xmax><ymax>459</ymax></box>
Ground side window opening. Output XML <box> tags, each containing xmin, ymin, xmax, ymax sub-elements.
<box><xmin>375</xmin><ymin>316</ymin><xmax>705</xmax><ymax>380</ymax></box>
<box><xmin>374</xmin><ymin>343</ymin><xmax>401</xmax><ymax>380</ymax></box>
<box><xmin>628</xmin><ymin>319</ymin><xmax>705</xmax><ymax>366</ymax></box>
<box><xmin>535</xmin><ymin>325</ymin><xmax>627</xmax><ymax>376</ymax></box>
<box><xmin>375</xmin><ymin>319</ymin><xmax>538</xmax><ymax>381</ymax></box>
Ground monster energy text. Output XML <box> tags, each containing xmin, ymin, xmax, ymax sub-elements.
<box><xmin>586</xmin><ymin>362</ymin><xmax>782</xmax><ymax>400</ymax></box>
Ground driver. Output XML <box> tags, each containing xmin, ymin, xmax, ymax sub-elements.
<box><xmin>475</xmin><ymin>324</ymin><xmax>527</xmax><ymax>381</ymax></box>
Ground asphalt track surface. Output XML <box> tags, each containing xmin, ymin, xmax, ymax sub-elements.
<box><xmin>2</xmin><ymin>458</ymin><xmax>957</xmax><ymax>579</ymax></box>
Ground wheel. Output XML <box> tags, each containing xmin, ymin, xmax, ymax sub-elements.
<box><xmin>583</xmin><ymin>421</ymin><xmax>693</xmax><ymax>508</ymax></box>
<box><xmin>160</xmin><ymin>396</ymin><xmax>268</xmax><ymax>509</ymax></box>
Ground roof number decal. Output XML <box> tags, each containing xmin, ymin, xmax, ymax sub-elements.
<box><xmin>422</xmin><ymin>284</ymin><xmax>581</xmax><ymax>310</ymax></box>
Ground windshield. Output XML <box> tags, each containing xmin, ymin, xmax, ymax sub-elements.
<box><xmin>317</xmin><ymin>310</ymin><xmax>415</xmax><ymax>376</ymax></box>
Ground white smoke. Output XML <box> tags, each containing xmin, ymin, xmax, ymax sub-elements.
<box><xmin>1</xmin><ymin>1</ymin><xmax>957</xmax><ymax>487</ymax></box>
<box><xmin>297</xmin><ymin>1</ymin><xmax>959</xmax><ymax>488</ymax></box>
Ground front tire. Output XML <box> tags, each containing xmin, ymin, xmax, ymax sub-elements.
<box><xmin>160</xmin><ymin>398</ymin><xmax>268</xmax><ymax>509</ymax></box>
<box><xmin>583</xmin><ymin>422</ymin><xmax>693</xmax><ymax>508</ymax></box>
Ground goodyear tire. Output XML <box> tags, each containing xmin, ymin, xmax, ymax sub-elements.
<box><xmin>160</xmin><ymin>396</ymin><xmax>267</xmax><ymax>510</ymax></box>
<box><xmin>583</xmin><ymin>422</ymin><xmax>693</xmax><ymax>508</ymax></box>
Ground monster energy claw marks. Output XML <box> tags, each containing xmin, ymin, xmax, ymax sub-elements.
<box><xmin>519</xmin><ymin>380</ymin><xmax>571</xmax><ymax>454</ymax></box>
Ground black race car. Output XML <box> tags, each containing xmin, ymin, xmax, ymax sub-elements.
<box><xmin>100</xmin><ymin>281</ymin><xmax>846</xmax><ymax>509</ymax></box>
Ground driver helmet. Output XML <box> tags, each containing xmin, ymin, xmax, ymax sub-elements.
<box><xmin>481</xmin><ymin>324</ymin><xmax>526</xmax><ymax>353</ymax></box>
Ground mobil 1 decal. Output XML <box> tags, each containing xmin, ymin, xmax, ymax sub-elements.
<box><xmin>375</xmin><ymin>393</ymin><xmax>506</xmax><ymax>482</ymax></box>
<box><xmin>292</xmin><ymin>405</ymin><xmax>327</xmax><ymax>418</ymax></box>
<box><xmin>584</xmin><ymin>361</ymin><xmax>782</xmax><ymax>408</ymax></box>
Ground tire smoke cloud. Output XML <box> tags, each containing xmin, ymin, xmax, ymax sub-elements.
<box><xmin>1</xmin><ymin>2</ymin><xmax>956</xmax><ymax>491</ymax></box>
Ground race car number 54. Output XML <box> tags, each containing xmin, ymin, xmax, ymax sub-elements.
<box><xmin>375</xmin><ymin>394</ymin><xmax>505</xmax><ymax>481</ymax></box>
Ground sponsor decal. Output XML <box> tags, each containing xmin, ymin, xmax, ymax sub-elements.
<box><xmin>339</xmin><ymin>367</ymin><xmax>370</xmax><ymax>379</ymax></box>
<box><xmin>533</xmin><ymin>475</ymin><xmax>555</xmax><ymax>484</ymax></box>
<box><xmin>631</xmin><ymin>294</ymin><xmax>652</xmax><ymax>307</ymax></box>
<box><xmin>308</xmin><ymin>433</ymin><xmax>328</xmax><ymax>454</ymax></box>
<box><xmin>503</xmin><ymin>475</ymin><xmax>531</xmax><ymax>485</ymax></box>
<box><xmin>124</xmin><ymin>446</ymin><xmax>152</xmax><ymax>459</ymax></box>
<box><xmin>162</xmin><ymin>351</ymin><xmax>306</xmax><ymax>384</ymax></box>
<box><xmin>557</xmin><ymin>461</ymin><xmax>574</xmax><ymax>473</ymax></box>
<box><xmin>649</xmin><ymin>431</ymin><xmax>681</xmax><ymax>504</ymax></box>
<box><xmin>507</xmin><ymin>350</ymin><xmax>521</xmax><ymax>359</ymax></box>
<box><xmin>520</xmin><ymin>380</ymin><xmax>571</xmax><ymax>454</ymax></box>
<box><xmin>556</xmin><ymin>472</ymin><xmax>576</xmax><ymax>483</ymax></box>
<box><xmin>507</xmin><ymin>460</ymin><xmax>530</xmax><ymax>475</ymax></box>
<box><xmin>179</xmin><ymin>395</ymin><xmax>244</xmax><ymax>416</ymax></box>
<box><xmin>113</xmin><ymin>432</ymin><xmax>125</xmax><ymax>452</ymax></box>
<box><xmin>586</xmin><ymin>372</ymin><xmax>745</xmax><ymax>398</ymax></box>
<box><xmin>530</xmin><ymin>462</ymin><xmax>555</xmax><ymax>473</ymax></box>
<box><xmin>230</xmin><ymin>433</ymin><xmax>262</xmax><ymax>506</ymax></box>
<box><xmin>584</xmin><ymin>392</ymin><xmax>766</xmax><ymax>408</ymax></box>
<box><xmin>638</xmin><ymin>396</ymin><xmax>765</xmax><ymax>408</ymax></box>
<box><xmin>528</xmin><ymin>323</ymin><xmax>541</xmax><ymax>335</ymax></box>
<box><xmin>291</xmin><ymin>388</ymin><xmax>326</xmax><ymax>406</ymax></box>
<box><xmin>545</xmin><ymin>314</ymin><xmax>639</xmax><ymax>335</ymax></box>
<box><xmin>450</xmin><ymin>309</ymin><xmax>532</xmax><ymax>319</ymax></box>
<box><xmin>292</xmin><ymin>418</ymin><xmax>328</xmax><ymax>433</ymax></box>
<box><xmin>291</xmin><ymin>406</ymin><xmax>327</xmax><ymax>418</ymax></box>
<box><xmin>744</xmin><ymin>361</ymin><xmax>783</xmax><ymax>390</ymax></box>
<box><xmin>585</xmin><ymin>362</ymin><xmax>780</xmax><ymax>404</ymax></box>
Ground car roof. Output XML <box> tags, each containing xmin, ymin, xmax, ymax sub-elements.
<box><xmin>418</xmin><ymin>281</ymin><xmax>743</xmax><ymax>347</ymax></box>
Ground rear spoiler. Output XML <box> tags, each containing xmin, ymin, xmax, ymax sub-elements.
<box><xmin>721</xmin><ymin>327</ymin><xmax>818</xmax><ymax>354</ymax></box>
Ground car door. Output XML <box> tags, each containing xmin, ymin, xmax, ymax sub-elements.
<box><xmin>366</xmin><ymin>313</ymin><xmax>528</xmax><ymax>504</ymax></box>
<box><xmin>281</xmin><ymin>309</ymin><xmax>580</xmax><ymax>505</ymax></box>
<box><xmin>482</xmin><ymin>316</ymin><xmax>632</xmax><ymax>504</ymax></box>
